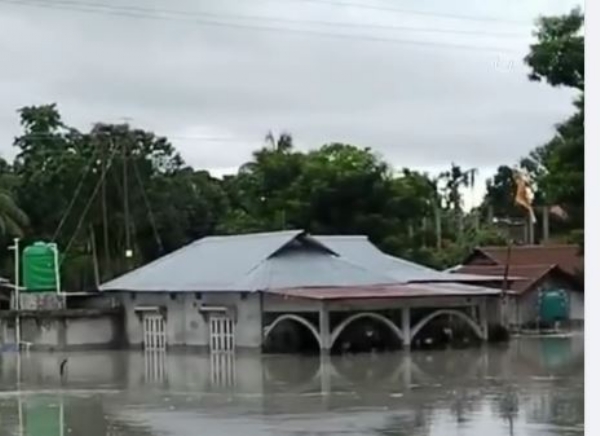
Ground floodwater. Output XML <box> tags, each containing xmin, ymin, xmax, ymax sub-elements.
<box><xmin>0</xmin><ymin>336</ymin><xmax>584</xmax><ymax>436</ymax></box>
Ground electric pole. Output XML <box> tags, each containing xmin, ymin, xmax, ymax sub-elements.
<box><xmin>122</xmin><ymin>133</ymin><xmax>132</xmax><ymax>271</ymax></box>
<box><xmin>102</xmin><ymin>134</ymin><xmax>111</xmax><ymax>280</ymax></box>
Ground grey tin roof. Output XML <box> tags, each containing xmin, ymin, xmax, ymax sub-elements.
<box><xmin>101</xmin><ymin>230</ymin><xmax>307</xmax><ymax>292</ymax></box>
<box><xmin>236</xmin><ymin>246</ymin><xmax>396</xmax><ymax>290</ymax></box>
<box><xmin>313</xmin><ymin>236</ymin><xmax>497</xmax><ymax>283</ymax></box>
<box><xmin>100</xmin><ymin>230</ymin><xmax>494</xmax><ymax>293</ymax></box>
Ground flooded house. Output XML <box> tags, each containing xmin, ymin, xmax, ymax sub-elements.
<box><xmin>99</xmin><ymin>230</ymin><xmax>504</xmax><ymax>353</ymax></box>
<box><xmin>449</xmin><ymin>245</ymin><xmax>584</xmax><ymax>330</ymax></box>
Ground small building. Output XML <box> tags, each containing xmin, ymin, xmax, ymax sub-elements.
<box><xmin>451</xmin><ymin>245</ymin><xmax>584</xmax><ymax>329</ymax></box>
<box><xmin>100</xmin><ymin>230</ymin><xmax>503</xmax><ymax>353</ymax></box>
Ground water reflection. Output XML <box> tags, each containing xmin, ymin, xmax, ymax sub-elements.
<box><xmin>0</xmin><ymin>335</ymin><xmax>584</xmax><ymax>436</ymax></box>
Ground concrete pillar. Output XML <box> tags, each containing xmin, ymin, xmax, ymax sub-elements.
<box><xmin>402</xmin><ymin>306</ymin><xmax>411</xmax><ymax>349</ymax></box>
<box><xmin>319</xmin><ymin>304</ymin><xmax>331</xmax><ymax>351</ymax></box>
<box><xmin>529</xmin><ymin>214</ymin><xmax>536</xmax><ymax>244</ymax></box>
<box><xmin>542</xmin><ymin>205</ymin><xmax>550</xmax><ymax>242</ymax></box>
<box><xmin>470</xmin><ymin>305</ymin><xmax>478</xmax><ymax>319</ymax></box>
<box><xmin>402</xmin><ymin>352</ymin><xmax>412</xmax><ymax>388</ymax></box>
<box><xmin>479</xmin><ymin>300</ymin><xmax>489</xmax><ymax>341</ymax></box>
<box><xmin>319</xmin><ymin>352</ymin><xmax>332</xmax><ymax>397</ymax></box>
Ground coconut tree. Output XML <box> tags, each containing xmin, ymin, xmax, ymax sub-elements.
<box><xmin>438</xmin><ymin>164</ymin><xmax>478</xmax><ymax>241</ymax></box>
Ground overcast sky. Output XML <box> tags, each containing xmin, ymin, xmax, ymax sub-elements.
<box><xmin>0</xmin><ymin>0</ymin><xmax>582</xmax><ymax>207</ymax></box>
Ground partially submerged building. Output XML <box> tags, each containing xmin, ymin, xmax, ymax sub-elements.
<box><xmin>100</xmin><ymin>230</ymin><xmax>503</xmax><ymax>353</ymax></box>
<box><xmin>450</xmin><ymin>245</ymin><xmax>584</xmax><ymax>329</ymax></box>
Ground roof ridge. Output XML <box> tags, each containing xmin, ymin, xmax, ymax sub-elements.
<box><xmin>330</xmin><ymin>251</ymin><xmax>399</xmax><ymax>284</ymax></box>
<box><xmin>317</xmin><ymin>235</ymin><xmax>368</xmax><ymax>239</ymax></box>
<box><xmin>233</xmin><ymin>231</ymin><xmax>311</xmax><ymax>288</ymax></box>
<box><xmin>202</xmin><ymin>229</ymin><xmax>303</xmax><ymax>241</ymax></box>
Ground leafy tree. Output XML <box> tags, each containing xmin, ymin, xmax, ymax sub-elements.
<box><xmin>10</xmin><ymin>105</ymin><xmax>228</xmax><ymax>288</ymax></box>
<box><xmin>437</xmin><ymin>163</ymin><xmax>477</xmax><ymax>240</ymax></box>
<box><xmin>522</xmin><ymin>7</ymin><xmax>584</xmax><ymax>241</ymax></box>
<box><xmin>525</xmin><ymin>7</ymin><xmax>584</xmax><ymax>90</ymax></box>
<box><xmin>294</xmin><ymin>143</ymin><xmax>394</xmax><ymax>239</ymax></box>
<box><xmin>483</xmin><ymin>165</ymin><xmax>522</xmax><ymax>219</ymax></box>
<box><xmin>222</xmin><ymin>135</ymin><xmax>305</xmax><ymax>232</ymax></box>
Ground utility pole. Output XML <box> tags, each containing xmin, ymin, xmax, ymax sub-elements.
<box><xmin>102</xmin><ymin>135</ymin><xmax>111</xmax><ymax>280</ymax></box>
<box><xmin>542</xmin><ymin>205</ymin><xmax>550</xmax><ymax>243</ymax></box>
<box><xmin>434</xmin><ymin>203</ymin><xmax>442</xmax><ymax>250</ymax></box>
<box><xmin>528</xmin><ymin>213</ymin><xmax>536</xmax><ymax>245</ymax></box>
<box><xmin>501</xmin><ymin>239</ymin><xmax>513</xmax><ymax>328</ymax></box>
<box><xmin>90</xmin><ymin>225</ymin><xmax>100</xmax><ymax>289</ymax></box>
<box><xmin>9</xmin><ymin>238</ymin><xmax>21</xmax><ymax>349</ymax></box>
<box><xmin>122</xmin><ymin>133</ymin><xmax>133</xmax><ymax>270</ymax></box>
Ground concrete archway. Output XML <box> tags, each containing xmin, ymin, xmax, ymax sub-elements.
<box><xmin>263</xmin><ymin>314</ymin><xmax>323</xmax><ymax>349</ymax></box>
<box><xmin>331</xmin><ymin>312</ymin><xmax>404</xmax><ymax>349</ymax></box>
<box><xmin>410</xmin><ymin>309</ymin><xmax>484</xmax><ymax>342</ymax></box>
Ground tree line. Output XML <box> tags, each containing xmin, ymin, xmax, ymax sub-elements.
<box><xmin>0</xmin><ymin>8</ymin><xmax>583</xmax><ymax>290</ymax></box>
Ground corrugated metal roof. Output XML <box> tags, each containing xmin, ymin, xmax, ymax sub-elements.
<box><xmin>451</xmin><ymin>264</ymin><xmax>560</xmax><ymax>294</ymax></box>
<box><xmin>267</xmin><ymin>282</ymin><xmax>501</xmax><ymax>301</ymax></box>
<box><xmin>466</xmin><ymin>245</ymin><xmax>583</xmax><ymax>275</ymax></box>
<box><xmin>100</xmin><ymin>230</ymin><xmax>307</xmax><ymax>292</ymax></box>
<box><xmin>238</xmin><ymin>246</ymin><xmax>397</xmax><ymax>290</ymax></box>
<box><xmin>313</xmin><ymin>236</ymin><xmax>501</xmax><ymax>283</ymax></box>
<box><xmin>100</xmin><ymin>230</ymin><xmax>502</xmax><ymax>293</ymax></box>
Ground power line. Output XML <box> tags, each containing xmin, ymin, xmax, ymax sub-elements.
<box><xmin>13</xmin><ymin>131</ymin><xmax>253</xmax><ymax>142</ymax></box>
<box><xmin>52</xmin><ymin>143</ymin><xmax>101</xmax><ymax>241</ymax></box>
<box><xmin>131</xmin><ymin>156</ymin><xmax>164</xmax><ymax>254</ymax></box>
<box><xmin>1</xmin><ymin>0</ymin><xmax>530</xmax><ymax>39</ymax></box>
<box><xmin>275</xmin><ymin>0</ymin><xmax>532</xmax><ymax>26</ymax></box>
<box><xmin>0</xmin><ymin>0</ymin><xmax>522</xmax><ymax>54</ymax></box>
<box><xmin>61</xmin><ymin>139</ymin><xmax>120</xmax><ymax>261</ymax></box>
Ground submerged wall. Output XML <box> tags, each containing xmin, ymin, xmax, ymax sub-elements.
<box><xmin>0</xmin><ymin>308</ymin><xmax>124</xmax><ymax>351</ymax></box>
<box><xmin>119</xmin><ymin>291</ymin><xmax>263</xmax><ymax>350</ymax></box>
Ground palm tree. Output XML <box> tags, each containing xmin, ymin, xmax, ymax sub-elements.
<box><xmin>265</xmin><ymin>130</ymin><xmax>293</xmax><ymax>152</ymax></box>
<box><xmin>0</xmin><ymin>190</ymin><xmax>29</xmax><ymax>238</ymax></box>
<box><xmin>439</xmin><ymin>164</ymin><xmax>478</xmax><ymax>239</ymax></box>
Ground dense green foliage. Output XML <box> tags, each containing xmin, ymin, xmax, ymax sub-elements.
<box><xmin>485</xmin><ymin>7</ymin><xmax>584</xmax><ymax>245</ymax></box>
<box><xmin>0</xmin><ymin>112</ymin><xmax>504</xmax><ymax>289</ymax></box>
<box><xmin>0</xmin><ymin>9</ymin><xmax>584</xmax><ymax>290</ymax></box>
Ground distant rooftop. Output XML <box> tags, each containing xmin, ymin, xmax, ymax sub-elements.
<box><xmin>462</xmin><ymin>244</ymin><xmax>583</xmax><ymax>276</ymax></box>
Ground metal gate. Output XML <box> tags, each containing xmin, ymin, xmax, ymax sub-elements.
<box><xmin>144</xmin><ymin>349</ymin><xmax>167</xmax><ymax>383</ymax></box>
<box><xmin>143</xmin><ymin>313</ymin><xmax>166</xmax><ymax>351</ymax></box>
<box><xmin>209</xmin><ymin>314</ymin><xmax>235</xmax><ymax>352</ymax></box>
<box><xmin>210</xmin><ymin>351</ymin><xmax>236</xmax><ymax>388</ymax></box>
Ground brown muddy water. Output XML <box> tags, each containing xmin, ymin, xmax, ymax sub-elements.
<box><xmin>0</xmin><ymin>335</ymin><xmax>584</xmax><ymax>436</ymax></box>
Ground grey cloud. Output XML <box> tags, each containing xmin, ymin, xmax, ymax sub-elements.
<box><xmin>0</xmin><ymin>0</ymin><xmax>582</xmax><ymax>175</ymax></box>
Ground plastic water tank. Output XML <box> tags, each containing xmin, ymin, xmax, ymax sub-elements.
<box><xmin>538</xmin><ymin>289</ymin><xmax>568</xmax><ymax>323</ymax></box>
<box><xmin>22</xmin><ymin>242</ymin><xmax>59</xmax><ymax>292</ymax></box>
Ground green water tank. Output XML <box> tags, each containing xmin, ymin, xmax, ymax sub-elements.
<box><xmin>539</xmin><ymin>289</ymin><xmax>569</xmax><ymax>323</ymax></box>
<box><xmin>22</xmin><ymin>242</ymin><xmax>60</xmax><ymax>292</ymax></box>
<box><xmin>26</xmin><ymin>398</ymin><xmax>62</xmax><ymax>436</ymax></box>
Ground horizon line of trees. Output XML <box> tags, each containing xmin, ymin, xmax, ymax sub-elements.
<box><xmin>0</xmin><ymin>8</ymin><xmax>583</xmax><ymax>290</ymax></box>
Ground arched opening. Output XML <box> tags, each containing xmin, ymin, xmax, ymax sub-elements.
<box><xmin>332</xmin><ymin>352</ymin><xmax>401</xmax><ymax>385</ymax></box>
<box><xmin>411</xmin><ymin>309</ymin><xmax>483</xmax><ymax>350</ymax></box>
<box><xmin>331</xmin><ymin>312</ymin><xmax>404</xmax><ymax>354</ymax></box>
<box><xmin>263</xmin><ymin>355</ymin><xmax>321</xmax><ymax>393</ymax></box>
<box><xmin>263</xmin><ymin>314</ymin><xmax>322</xmax><ymax>354</ymax></box>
